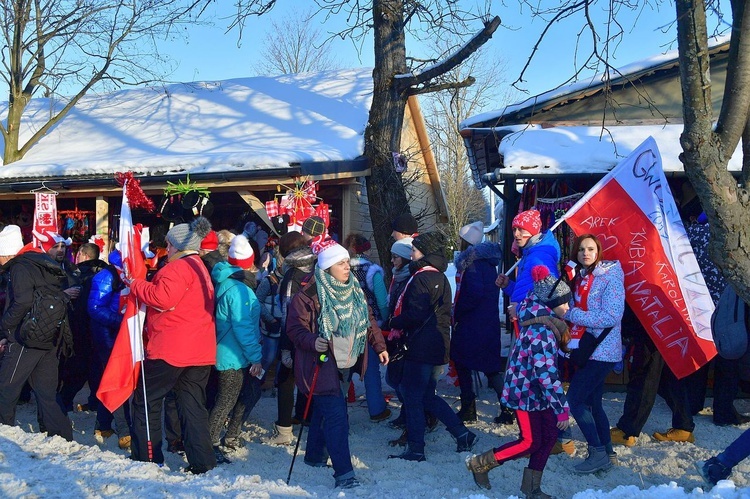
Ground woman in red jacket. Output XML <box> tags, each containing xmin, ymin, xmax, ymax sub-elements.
<box><xmin>286</xmin><ymin>237</ymin><xmax>388</xmax><ymax>489</ymax></box>
<box><xmin>126</xmin><ymin>216</ymin><xmax>217</xmax><ymax>474</ymax></box>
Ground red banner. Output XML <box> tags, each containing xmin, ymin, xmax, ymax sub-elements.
<box><xmin>563</xmin><ymin>137</ymin><xmax>716</xmax><ymax>378</ymax></box>
<box><xmin>33</xmin><ymin>192</ymin><xmax>58</xmax><ymax>247</ymax></box>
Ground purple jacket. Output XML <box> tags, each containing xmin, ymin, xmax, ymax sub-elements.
<box><xmin>286</xmin><ymin>280</ymin><xmax>386</xmax><ymax>397</ymax></box>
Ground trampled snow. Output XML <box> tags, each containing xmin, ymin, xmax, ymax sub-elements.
<box><xmin>0</xmin><ymin>373</ymin><xmax>748</xmax><ymax>498</ymax></box>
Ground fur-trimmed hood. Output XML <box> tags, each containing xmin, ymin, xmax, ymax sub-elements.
<box><xmin>454</xmin><ymin>242</ymin><xmax>502</xmax><ymax>272</ymax></box>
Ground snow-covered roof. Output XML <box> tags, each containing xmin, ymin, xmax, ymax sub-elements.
<box><xmin>495</xmin><ymin>124</ymin><xmax>742</xmax><ymax>175</ymax></box>
<box><xmin>0</xmin><ymin>68</ymin><xmax>375</xmax><ymax>180</ymax></box>
<box><xmin>460</xmin><ymin>35</ymin><xmax>730</xmax><ymax>130</ymax></box>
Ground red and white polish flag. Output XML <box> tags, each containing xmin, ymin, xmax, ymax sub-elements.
<box><xmin>563</xmin><ymin>137</ymin><xmax>716</xmax><ymax>379</ymax></box>
<box><xmin>96</xmin><ymin>180</ymin><xmax>147</xmax><ymax>413</ymax></box>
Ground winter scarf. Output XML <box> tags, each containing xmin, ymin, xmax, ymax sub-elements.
<box><xmin>282</xmin><ymin>245</ymin><xmax>315</xmax><ymax>275</ymax></box>
<box><xmin>388</xmin><ymin>264</ymin><xmax>411</xmax><ymax>308</ymax></box>
<box><xmin>314</xmin><ymin>265</ymin><xmax>369</xmax><ymax>358</ymax></box>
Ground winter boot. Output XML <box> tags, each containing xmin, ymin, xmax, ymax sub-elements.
<box><xmin>213</xmin><ymin>446</ymin><xmax>231</xmax><ymax>465</ymax></box>
<box><xmin>457</xmin><ymin>396</ymin><xmax>477</xmax><ymax>423</ymax></box>
<box><xmin>465</xmin><ymin>449</ymin><xmax>500</xmax><ymax>490</ymax></box>
<box><xmin>610</xmin><ymin>427</ymin><xmax>636</xmax><ymax>447</ymax></box>
<box><xmin>494</xmin><ymin>406</ymin><xmax>515</xmax><ymax>425</ymax></box>
<box><xmin>696</xmin><ymin>457</ymin><xmax>731</xmax><ymax>485</ymax></box>
<box><xmin>388</xmin><ymin>446</ymin><xmax>426</xmax><ymax>462</ymax></box>
<box><xmin>653</xmin><ymin>428</ymin><xmax>695</xmax><ymax>443</ymax></box>
<box><xmin>388</xmin><ymin>429</ymin><xmax>408</xmax><ymax>447</ymax></box>
<box><xmin>455</xmin><ymin>430</ymin><xmax>479</xmax><ymax>452</ymax></box>
<box><xmin>521</xmin><ymin>467</ymin><xmax>553</xmax><ymax>499</ymax></box>
<box><xmin>574</xmin><ymin>445</ymin><xmax>612</xmax><ymax>474</ymax></box>
<box><xmin>263</xmin><ymin>424</ymin><xmax>294</xmax><ymax>446</ymax></box>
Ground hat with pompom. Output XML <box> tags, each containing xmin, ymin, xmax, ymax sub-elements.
<box><xmin>311</xmin><ymin>236</ymin><xmax>349</xmax><ymax>270</ymax></box>
<box><xmin>532</xmin><ymin>265</ymin><xmax>571</xmax><ymax>308</ymax></box>
<box><xmin>166</xmin><ymin>216</ymin><xmax>211</xmax><ymax>252</ymax></box>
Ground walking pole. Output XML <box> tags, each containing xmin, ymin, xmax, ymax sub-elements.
<box><xmin>286</xmin><ymin>352</ymin><xmax>328</xmax><ymax>485</ymax></box>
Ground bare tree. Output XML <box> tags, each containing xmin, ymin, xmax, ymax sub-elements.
<box><xmin>422</xmin><ymin>45</ymin><xmax>516</xmax><ymax>249</ymax></box>
<box><xmin>0</xmin><ymin>0</ymin><xmax>205</xmax><ymax>165</ymax></box>
<box><xmin>253</xmin><ymin>8</ymin><xmax>341</xmax><ymax>75</ymax></box>
<box><xmin>515</xmin><ymin>1</ymin><xmax>750</xmax><ymax>304</ymax></box>
<box><xmin>675</xmin><ymin>0</ymin><xmax>750</xmax><ymax>303</ymax></box>
<box><xmin>222</xmin><ymin>0</ymin><xmax>500</xmax><ymax>265</ymax></box>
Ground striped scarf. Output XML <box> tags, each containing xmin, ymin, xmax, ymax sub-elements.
<box><xmin>315</xmin><ymin>265</ymin><xmax>370</xmax><ymax>358</ymax></box>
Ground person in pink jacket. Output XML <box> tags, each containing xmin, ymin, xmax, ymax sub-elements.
<box><xmin>126</xmin><ymin>216</ymin><xmax>217</xmax><ymax>474</ymax></box>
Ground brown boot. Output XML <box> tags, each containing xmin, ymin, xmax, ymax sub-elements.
<box><xmin>465</xmin><ymin>449</ymin><xmax>500</xmax><ymax>490</ymax></box>
<box><xmin>523</xmin><ymin>468</ymin><xmax>553</xmax><ymax>499</ymax></box>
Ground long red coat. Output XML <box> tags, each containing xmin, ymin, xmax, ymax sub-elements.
<box><xmin>130</xmin><ymin>253</ymin><xmax>216</xmax><ymax>367</ymax></box>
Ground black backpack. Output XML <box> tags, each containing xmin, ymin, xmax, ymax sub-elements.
<box><xmin>711</xmin><ymin>284</ymin><xmax>749</xmax><ymax>360</ymax></box>
<box><xmin>17</xmin><ymin>286</ymin><xmax>73</xmax><ymax>354</ymax></box>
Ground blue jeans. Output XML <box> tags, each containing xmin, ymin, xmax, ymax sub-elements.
<box><xmin>399</xmin><ymin>360</ymin><xmax>465</xmax><ymax>454</ymax></box>
<box><xmin>717</xmin><ymin>427</ymin><xmax>750</xmax><ymax>469</ymax></box>
<box><xmin>567</xmin><ymin>360</ymin><xmax>614</xmax><ymax>453</ymax></box>
<box><xmin>305</xmin><ymin>391</ymin><xmax>354</xmax><ymax>481</ymax></box>
<box><xmin>363</xmin><ymin>343</ymin><xmax>386</xmax><ymax>416</ymax></box>
<box><xmin>261</xmin><ymin>336</ymin><xmax>280</xmax><ymax>372</ymax></box>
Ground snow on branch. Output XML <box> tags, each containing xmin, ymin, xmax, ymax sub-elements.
<box><xmin>394</xmin><ymin>16</ymin><xmax>500</xmax><ymax>94</ymax></box>
<box><xmin>408</xmin><ymin>76</ymin><xmax>476</xmax><ymax>96</ymax></box>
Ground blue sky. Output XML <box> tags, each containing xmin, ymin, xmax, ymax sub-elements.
<box><xmin>158</xmin><ymin>1</ymin><xmax>731</xmax><ymax>111</ymax></box>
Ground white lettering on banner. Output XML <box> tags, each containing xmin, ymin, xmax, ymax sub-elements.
<box><xmin>580</xmin><ymin>216</ymin><xmax>619</xmax><ymax>228</ymax></box>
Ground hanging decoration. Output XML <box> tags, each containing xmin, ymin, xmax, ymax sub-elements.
<box><xmin>392</xmin><ymin>152</ymin><xmax>408</xmax><ymax>173</ymax></box>
<box><xmin>31</xmin><ymin>184</ymin><xmax>60</xmax><ymax>249</ymax></box>
<box><xmin>265</xmin><ymin>177</ymin><xmax>329</xmax><ymax>230</ymax></box>
<box><xmin>156</xmin><ymin>173</ymin><xmax>212</xmax><ymax>222</ymax></box>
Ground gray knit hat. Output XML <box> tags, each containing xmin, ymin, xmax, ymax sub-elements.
<box><xmin>166</xmin><ymin>216</ymin><xmax>212</xmax><ymax>251</ymax></box>
<box><xmin>532</xmin><ymin>265</ymin><xmax>571</xmax><ymax>308</ymax></box>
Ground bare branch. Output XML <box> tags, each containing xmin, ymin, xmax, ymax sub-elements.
<box><xmin>406</xmin><ymin>76</ymin><xmax>475</xmax><ymax>96</ymax></box>
<box><xmin>393</xmin><ymin>15</ymin><xmax>500</xmax><ymax>92</ymax></box>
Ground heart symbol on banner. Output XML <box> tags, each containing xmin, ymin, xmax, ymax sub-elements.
<box><xmin>597</xmin><ymin>234</ymin><xmax>619</xmax><ymax>253</ymax></box>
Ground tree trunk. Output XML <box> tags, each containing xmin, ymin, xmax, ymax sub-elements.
<box><xmin>365</xmin><ymin>0</ymin><xmax>411</xmax><ymax>271</ymax></box>
<box><xmin>676</xmin><ymin>0</ymin><xmax>750</xmax><ymax>304</ymax></box>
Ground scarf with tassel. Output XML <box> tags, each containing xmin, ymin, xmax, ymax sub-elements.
<box><xmin>315</xmin><ymin>265</ymin><xmax>370</xmax><ymax>358</ymax></box>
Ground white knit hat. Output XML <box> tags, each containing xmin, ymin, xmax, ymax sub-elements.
<box><xmin>391</xmin><ymin>237</ymin><xmax>413</xmax><ymax>260</ymax></box>
<box><xmin>228</xmin><ymin>234</ymin><xmax>255</xmax><ymax>269</ymax></box>
<box><xmin>459</xmin><ymin>221</ymin><xmax>484</xmax><ymax>246</ymax></box>
<box><xmin>311</xmin><ymin>237</ymin><xmax>349</xmax><ymax>270</ymax></box>
<box><xmin>0</xmin><ymin>225</ymin><xmax>23</xmax><ymax>257</ymax></box>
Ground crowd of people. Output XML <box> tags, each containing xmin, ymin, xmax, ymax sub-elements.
<box><xmin>0</xmin><ymin>206</ymin><xmax>748</xmax><ymax>495</ymax></box>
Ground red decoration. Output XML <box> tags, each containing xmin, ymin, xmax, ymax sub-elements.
<box><xmin>115</xmin><ymin>172</ymin><xmax>154</xmax><ymax>211</ymax></box>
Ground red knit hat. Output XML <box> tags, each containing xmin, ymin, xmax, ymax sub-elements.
<box><xmin>512</xmin><ymin>209</ymin><xmax>542</xmax><ymax>236</ymax></box>
<box><xmin>200</xmin><ymin>230</ymin><xmax>219</xmax><ymax>251</ymax></box>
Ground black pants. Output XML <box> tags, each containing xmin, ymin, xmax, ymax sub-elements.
<box><xmin>713</xmin><ymin>356</ymin><xmax>742</xmax><ymax>423</ymax></box>
<box><xmin>0</xmin><ymin>342</ymin><xmax>73</xmax><ymax>441</ymax></box>
<box><xmin>617</xmin><ymin>333</ymin><xmax>693</xmax><ymax>436</ymax></box>
<box><xmin>130</xmin><ymin>359</ymin><xmax>215</xmax><ymax>470</ymax></box>
<box><xmin>275</xmin><ymin>363</ymin><xmax>307</xmax><ymax>427</ymax></box>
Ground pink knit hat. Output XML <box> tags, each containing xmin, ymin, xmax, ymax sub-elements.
<box><xmin>512</xmin><ymin>209</ymin><xmax>542</xmax><ymax>236</ymax></box>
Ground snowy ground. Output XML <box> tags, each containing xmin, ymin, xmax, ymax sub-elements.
<box><xmin>0</xmin><ymin>371</ymin><xmax>748</xmax><ymax>499</ymax></box>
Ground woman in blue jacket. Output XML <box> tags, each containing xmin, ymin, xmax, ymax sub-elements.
<box><xmin>207</xmin><ymin>239</ymin><xmax>262</xmax><ymax>463</ymax></box>
<box><xmin>88</xmin><ymin>249</ymin><xmax>130</xmax><ymax>449</ymax></box>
